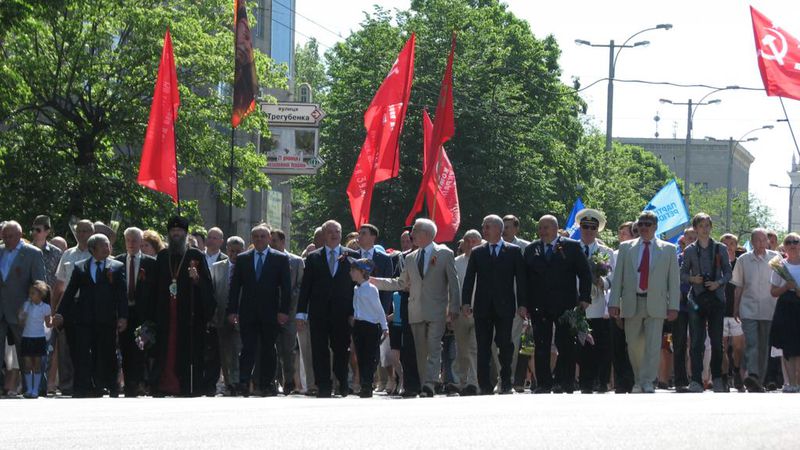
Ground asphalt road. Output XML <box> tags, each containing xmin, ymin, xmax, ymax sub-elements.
<box><xmin>1</xmin><ymin>391</ymin><xmax>798</xmax><ymax>448</ymax></box>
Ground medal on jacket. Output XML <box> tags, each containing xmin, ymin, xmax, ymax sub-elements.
<box><xmin>169</xmin><ymin>251</ymin><xmax>188</xmax><ymax>301</ymax></box>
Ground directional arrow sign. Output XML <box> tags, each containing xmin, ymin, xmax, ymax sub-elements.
<box><xmin>260</xmin><ymin>102</ymin><xmax>326</xmax><ymax>127</ymax></box>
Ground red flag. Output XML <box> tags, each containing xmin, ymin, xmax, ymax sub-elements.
<box><xmin>422</xmin><ymin>111</ymin><xmax>460</xmax><ymax>242</ymax></box>
<box><xmin>232</xmin><ymin>0</ymin><xmax>259</xmax><ymax>127</ymax></box>
<box><xmin>138</xmin><ymin>29</ymin><xmax>180</xmax><ymax>203</ymax></box>
<box><xmin>406</xmin><ymin>33</ymin><xmax>456</xmax><ymax>226</ymax></box>
<box><xmin>346</xmin><ymin>34</ymin><xmax>416</xmax><ymax>228</ymax></box>
<box><xmin>751</xmin><ymin>6</ymin><xmax>800</xmax><ymax>101</ymax></box>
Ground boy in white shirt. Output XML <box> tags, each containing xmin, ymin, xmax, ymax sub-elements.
<box><xmin>349</xmin><ymin>258</ymin><xmax>388</xmax><ymax>398</ymax></box>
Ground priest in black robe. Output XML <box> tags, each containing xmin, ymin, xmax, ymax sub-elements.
<box><xmin>151</xmin><ymin>216</ymin><xmax>215</xmax><ymax>396</ymax></box>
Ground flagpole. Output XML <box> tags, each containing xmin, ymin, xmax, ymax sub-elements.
<box><xmin>174</xmin><ymin>120</ymin><xmax>181</xmax><ymax>215</ymax></box>
<box><xmin>229</xmin><ymin>128</ymin><xmax>235</xmax><ymax>234</ymax></box>
<box><xmin>779</xmin><ymin>97</ymin><xmax>800</xmax><ymax>159</ymax></box>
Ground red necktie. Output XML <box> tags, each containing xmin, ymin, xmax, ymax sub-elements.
<box><xmin>128</xmin><ymin>255</ymin><xmax>136</xmax><ymax>304</ymax></box>
<box><xmin>638</xmin><ymin>241</ymin><xmax>650</xmax><ymax>291</ymax></box>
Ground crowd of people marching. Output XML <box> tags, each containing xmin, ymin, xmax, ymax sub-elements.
<box><xmin>0</xmin><ymin>208</ymin><xmax>798</xmax><ymax>399</ymax></box>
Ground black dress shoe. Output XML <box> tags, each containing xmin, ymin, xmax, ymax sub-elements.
<box><xmin>401</xmin><ymin>389</ymin><xmax>419</xmax><ymax>398</ymax></box>
<box><xmin>262</xmin><ymin>387</ymin><xmax>278</xmax><ymax>397</ymax></box>
<box><xmin>499</xmin><ymin>386</ymin><xmax>513</xmax><ymax>395</ymax></box>
<box><xmin>580</xmin><ymin>388</ymin><xmax>593</xmax><ymax>394</ymax></box>
<box><xmin>743</xmin><ymin>375</ymin><xmax>765</xmax><ymax>393</ymax></box>
<box><xmin>359</xmin><ymin>390</ymin><xmax>373</xmax><ymax>398</ymax></box>
<box><xmin>419</xmin><ymin>386</ymin><xmax>435</xmax><ymax>397</ymax></box>
<box><xmin>317</xmin><ymin>389</ymin><xmax>332</xmax><ymax>398</ymax></box>
<box><xmin>552</xmin><ymin>385</ymin><xmax>564</xmax><ymax>394</ymax></box>
<box><xmin>336</xmin><ymin>388</ymin><xmax>351</xmax><ymax>397</ymax></box>
<box><xmin>533</xmin><ymin>386</ymin><xmax>552</xmax><ymax>394</ymax></box>
<box><xmin>460</xmin><ymin>385</ymin><xmax>478</xmax><ymax>396</ymax></box>
<box><xmin>614</xmin><ymin>387</ymin><xmax>630</xmax><ymax>394</ymax></box>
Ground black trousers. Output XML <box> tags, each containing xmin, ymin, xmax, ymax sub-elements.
<box><xmin>533</xmin><ymin>312</ymin><xmax>576</xmax><ymax>390</ymax></box>
<box><xmin>579</xmin><ymin>318</ymin><xmax>612</xmax><ymax>391</ymax></box>
<box><xmin>119</xmin><ymin>306</ymin><xmax>146</xmax><ymax>393</ymax></box>
<box><xmin>309</xmin><ymin>318</ymin><xmax>351</xmax><ymax>393</ymax></box>
<box><xmin>610</xmin><ymin>318</ymin><xmax>635</xmax><ymax>392</ymax></box>
<box><xmin>689</xmin><ymin>300</ymin><xmax>724</xmax><ymax>383</ymax></box>
<box><xmin>202</xmin><ymin>326</ymin><xmax>220</xmax><ymax>394</ymax></box>
<box><xmin>672</xmin><ymin>310</ymin><xmax>690</xmax><ymax>387</ymax></box>
<box><xmin>352</xmin><ymin>320</ymin><xmax>382</xmax><ymax>390</ymax></box>
<box><xmin>71</xmin><ymin>323</ymin><xmax>117</xmax><ymax>395</ymax></box>
<box><xmin>239</xmin><ymin>320</ymin><xmax>278</xmax><ymax>389</ymax></box>
<box><xmin>475</xmin><ymin>312</ymin><xmax>514</xmax><ymax>393</ymax></box>
<box><xmin>400</xmin><ymin>323</ymin><xmax>420</xmax><ymax>392</ymax></box>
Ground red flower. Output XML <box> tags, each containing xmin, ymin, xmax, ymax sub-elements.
<box><xmin>138</xmin><ymin>267</ymin><xmax>146</xmax><ymax>282</ymax></box>
<box><xmin>106</xmin><ymin>268</ymin><xmax>114</xmax><ymax>283</ymax></box>
<box><xmin>430</xmin><ymin>255</ymin><xmax>437</xmax><ymax>267</ymax></box>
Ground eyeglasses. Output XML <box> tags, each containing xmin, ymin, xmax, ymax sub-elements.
<box><xmin>580</xmin><ymin>224</ymin><xmax>598</xmax><ymax>231</ymax></box>
<box><xmin>636</xmin><ymin>221</ymin><xmax>655</xmax><ymax>228</ymax></box>
<box><xmin>31</xmin><ymin>227</ymin><xmax>44</xmax><ymax>233</ymax></box>
<box><xmin>785</xmin><ymin>240</ymin><xmax>800</xmax><ymax>246</ymax></box>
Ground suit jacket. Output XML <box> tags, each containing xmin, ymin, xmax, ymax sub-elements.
<box><xmin>523</xmin><ymin>237</ymin><xmax>592</xmax><ymax>317</ymax></box>
<box><xmin>608</xmin><ymin>237</ymin><xmax>681</xmax><ymax>319</ymax></box>
<box><xmin>58</xmin><ymin>257</ymin><xmax>128</xmax><ymax>325</ymax></box>
<box><xmin>462</xmin><ymin>242</ymin><xmax>527</xmax><ymax>319</ymax></box>
<box><xmin>286</xmin><ymin>252</ymin><xmax>305</xmax><ymax>317</ymax></box>
<box><xmin>211</xmin><ymin>259</ymin><xmax>235</xmax><ymax>328</ymax></box>
<box><xmin>207</xmin><ymin>252</ymin><xmax>228</xmax><ymax>264</ymax></box>
<box><xmin>372</xmin><ymin>243</ymin><xmax>460</xmax><ymax>324</ymax></box>
<box><xmin>0</xmin><ymin>243</ymin><xmax>46</xmax><ymax>324</ymax></box>
<box><xmin>679</xmin><ymin>240</ymin><xmax>732</xmax><ymax>303</ymax></box>
<box><xmin>226</xmin><ymin>248</ymin><xmax>291</xmax><ymax>325</ymax></box>
<box><xmin>115</xmin><ymin>252</ymin><xmax>157</xmax><ymax>321</ymax></box>
<box><xmin>362</xmin><ymin>249</ymin><xmax>394</xmax><ymax>313</ymax></box>
<box><xmin>297</xmin><ymin>246</ymin><xmax>360</xmax><ymax>321</ymax></box>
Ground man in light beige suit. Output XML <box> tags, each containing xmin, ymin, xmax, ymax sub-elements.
<box><xmin>371</xmin><ymin>218</ymin><xmax>461</xmax><ymax>397</ymax></box>
<box><xmin>608</xmin><ymin>211</ymin><xmax>680</xmax><ymax>394</ymax></box>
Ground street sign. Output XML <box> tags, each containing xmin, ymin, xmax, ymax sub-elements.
<box><xmin>260</xmin><ymin>102</ymin><xmax>326</xmax><ymax>127</ymax></box>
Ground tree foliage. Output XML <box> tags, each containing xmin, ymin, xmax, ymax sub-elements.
<box><xmin>687</xmin><ymin>186</ymin><xmax>778</xmax><ymax>241</ymax></box>
<box><xmin>291</xmin><ymin>0</ymin><xmax>677</xmax><ymax>246</ymax></box>
<box><xmin>0</xmin><ymin>0</ymin><xmax>285</xmax><ymax>239</ymax></box>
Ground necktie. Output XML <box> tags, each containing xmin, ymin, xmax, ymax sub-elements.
<box><xmin>491</xmin><ymin>244</ymin><xmax>498</xmax><ymax>258</ymax></box>
<box><xmin>584</xmin><ymin>245</ymin><xmax>590</xmax><ymax>257</ymax></box>
<box><xmin>639</xmin><ymin>241</ymin><xmax>650</xmax><ymax>291</ymax></box>
<box><xmin>256</xmin><ymin>252</ymin><xmax>264</xmax><ymax>280</ymax></box>
<box><xmin>545</xmin><ymin>244</ymin><xmax>553</xmax><ymax>261</ymax></box>
<box><xmin>328</xmin><ymin>248</ymin><xmax>336</xmax><ymax>276</ymax></box>
<box><xmin>128</xmin><ymin>255</ymin><xmax>136</xmax><ymax>304</ymax></box>
<box><xmin>418</xmin><ymin>248</ymin><xmax>426</xmax><ymax>278</ymax></box>
<box><xmin>95</xmin><ymin>261</ymin><xmax>103</xmax><ymax>283</ymax></box>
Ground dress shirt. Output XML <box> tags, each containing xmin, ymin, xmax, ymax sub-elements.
<box><xmin>360</xmin><ymin>247</ymin><xmax>374</xmax><ymax>260</ymax></box>
<box><xmin>353</xmin><ymin>280</ymin><xmax>388</xmax><ymax>331</ymax></box>
<box><xmin>55</xmin><ymin>247</ymin><xmax>91</xmax><ymax>283</ymax></box>
<box><xmin>91</xmin><ymin>259</ymin><xmax>105</xmax><ymax>283</ymax></box>
<box><xmin>205</xmin><ymin>251</ymin><xmax>222</xmax><ymax>270</ymax></box>
<box><xmin>488</xmin><ymin>239</ymin><xmax>504</xmax><ymax>257</ymax></box>
<box><xmin>253</xmin><ymin>248</ymin><xmax>268</xmax><ymax>274</ymax></box>
<box><xmin>326</xmin><ymin>245</ymin><xmax>341</xmax><ymax>275</ymax></box>
<box><xmin>419</xmin><ymin>242</ymin><xmax>435</xmax><ymax>275</ymax></box>
<box><xmin>127</xmin><ymin>252</ymin><xmax>141</xmax><ymax>289</ymax></box>
<box><xmin>731</xmin><ymin>250</ymin><xmax>779</xmax><ymax>320</ymax></box>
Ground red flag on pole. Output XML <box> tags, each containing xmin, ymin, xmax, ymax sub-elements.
<box><xmin>138</xmin><ymin>29</ymin><xmax>180</xmax><ymax>204</ymax></box>
<box><xmin>346</xmin><ymin>34</ymin><xmax>416</xmax><ymax>228</ymax></box>
<box><xmin>232</xmin><ymin>0</ymin><xmax>259</xmax><ymax>128</ymax></box>
<box><xmin>422</xmin><ymin>111</ymin><xmax>460</xmax><ymax>242</ymax></box>
<box><xmin>405</xmin><ymin>33</ymin><xmax>456</xmax><ymax>226</ymax></box>
<box><xmin>751</xmin><ymin>6</ymin><xmax>800</xmax><ymax>101</ymax></box>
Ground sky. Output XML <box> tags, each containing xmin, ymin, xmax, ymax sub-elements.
<box><xmin>293</xmin><ymin>0</ymin><xmax>800</xmax><ymax>231</ymax></box>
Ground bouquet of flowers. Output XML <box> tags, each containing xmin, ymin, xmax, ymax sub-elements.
<box><xmin>135</xmin><ymin>320</ymin><xmax>157</xmax><ymax>351</ymax></box>
<box><xmin>559</xmin><ymin>307</ymin><xmax>594</xmax><ymax>346</ymax></box>
<box><xmin>590</xmin><ymin>252</ymin><xmax>612</xmax><ymax>284</ymax></box>
<box><xmin>519</xmin><ymin>320</ymin><xmax>534</xmax><ymax>356</ymax></box>
<box><xmin>769</xmin><ymin>255</ymin><xmax>797</xmax><ymax>285</ymax></box>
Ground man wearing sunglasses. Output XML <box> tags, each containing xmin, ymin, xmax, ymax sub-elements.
<box><xmin>609</xmin><ymin>211</ymin><xmax>680</xmax><ymax>393</ymax></box>
<box><xmin>575</xmin><ymin>209</ymin><xmax>616</xmax><ymax>393</ymax></box>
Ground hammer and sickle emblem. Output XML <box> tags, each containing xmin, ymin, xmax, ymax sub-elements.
<box><xmin>761</xmin><ymin>27</ymin><xmax>788</xmax><ymax>65</ymax></box>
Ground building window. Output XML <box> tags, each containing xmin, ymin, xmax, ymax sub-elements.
<box><xmin>253</xmin><ymin>1</ymin><xmax>265</xmax><ymax>38</ymax></box>
<box><xmin>297</xmin><ymin>83</ymin><xmax>312</xmax><ymax>103</ymax></box>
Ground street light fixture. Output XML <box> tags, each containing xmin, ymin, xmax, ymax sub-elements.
<box><xmin>575</xmin><ymin>24</ymin><xmax>672</xmax><ymax>152</ymax></box>
<box><xmin>771</xmin><ymin>183</ymin><xmax>800</xmax><ymax>233</ymax></box>
<box><xmin>658</xmin><ymin>86</ymin><xmax>739</xmax><ymax>197</ymax></box>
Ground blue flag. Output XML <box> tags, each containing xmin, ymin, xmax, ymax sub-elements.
<box><xmin>644</xmin><ymin>179</ymin><xmax>690</xmax><ymax>238</ymax></box>
<box><xmin>565</xmin><ymin>197</ymin><xmax>585</xmax><ymax>239</ymax></box>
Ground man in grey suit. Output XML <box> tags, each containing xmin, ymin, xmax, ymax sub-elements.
<box><xmin>609</xmin><ymin>211</ymin><xmax>680</xmax><ymax>393</ymax></box>
<box><xmin>0</xmin><ymin>221</ymin><xmax>47</xmax><ymax>391</ymax></box>
<box><xmin>210</xmin><ymin>236</ymin><xmax>244</xmax><ymax>395</ymax></box>
<box><xmin>271</xmin><ymin>228</ymin><xmax>305</xmax><ymax>394</ymax></box>
<box><xmin>371</xmin><ymin>218</ymin><xmax>461</xmax><ymax>397</ymax></box>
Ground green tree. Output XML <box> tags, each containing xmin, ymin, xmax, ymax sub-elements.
<box><xmin>294</xmin><ymin>37</ymin><xmax>328</xmax><ymax>102</ymax></box>
<box><xmin>0</xmin><ymin>0</ymin><xmax>285</xmax><ymax>238</ymax></box>
<box><xmin>687</xmin><ymin>186</ymin><xmax>778</xmax><ymax>241</ymax></box>
<box><xmin>293</xmin><ymin>0</ymin><xmax>588</xmax><ymax>246</ymax></box>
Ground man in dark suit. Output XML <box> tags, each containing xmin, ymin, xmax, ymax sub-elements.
<box><xmin>53</xmin><ymin>233</ymin><xmax>127</xmax><ymax>397</ymax></box>
<box><xmin>524</xmin><ymin>214</ymin><xmax>592</xmax><ymax>393</ymax></box>
<box><xmin>295</xmin><ymin>220</ymin><xmax>359</xmax><ymax>398</ymax></box>
<box><xmin>461</xmin><ymin>215</ymin><xmax>527</xmax><ymax>395</ymax></box>
<box><xmin>226</xmin><ymin>224</ymin><xmax>291</xmax><ymax>396</ymax></box>
<box><xmin>115</xmin><ymin>227</ymin><xmax>157</xmax><ymax>397</ymax></box>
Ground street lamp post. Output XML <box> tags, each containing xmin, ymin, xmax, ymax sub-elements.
<box><xmin>576</xmin><ymin>24</ymin><xmax>672</xmax><ymax>152</ymax></box>
<box><xmin>659</xmin><ymin>86</ymin><xmax>738</xmax><ymax>198</ymax></box>
<box><xmin>771</xmin><ymin>183</ymin><xmax>800</xmax><ymax>233</ymax></box>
